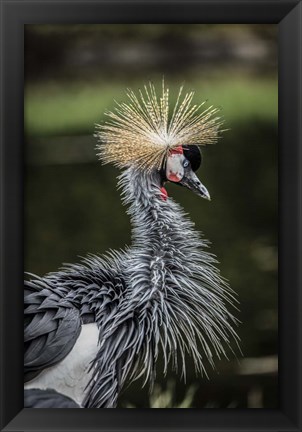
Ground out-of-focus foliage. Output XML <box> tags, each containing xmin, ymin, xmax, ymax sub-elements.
<box><xmin>124</xmin><ymin>381</ymin><xmax>198</xmax><ymax>409</ymax></box>
<box><xmin>25</xmin><ymin>78</ymin><xmax>277</xmax><ymax>137</ymax></box>
<box><xmin>24</xmin><ymin>24</ymin><xmax>278</xmax><ymax>408</ymax></box>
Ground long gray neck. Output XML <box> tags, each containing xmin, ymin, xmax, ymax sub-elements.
<box><xmin>116</xmin><ymin>166</ymin><xmax>238</xmax><ymax>372</ymax></box>
<box><xmin>118</xmin><ymin>167</ymin><xmax>205</xmax><ymax>301</ymax></box>
<box><xmin>119</xmin><ymin>167</ymin><xmax>196</xmax><ymax>251</ymax></box>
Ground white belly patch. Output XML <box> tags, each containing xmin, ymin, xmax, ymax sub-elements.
<box><xmin>24</xmin><ymin>323</ymin><xmax>100</xmax><ymax>406</ymax></box>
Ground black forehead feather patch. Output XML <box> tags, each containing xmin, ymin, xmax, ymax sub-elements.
<box><xmin>183</xmin><ymin>145</ymin><xmax>202</xmax><ymax>172</ymax></box>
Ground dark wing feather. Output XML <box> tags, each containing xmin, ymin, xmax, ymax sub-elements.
<box><xmin>24</xmin><ymin>277</ymin><xmax>81</xmax><ymax>383</ymax></box>
<box><xmin>24</xmin><ymin>388</ymin><xmax>81</xmax><ymax>408</ymax></box>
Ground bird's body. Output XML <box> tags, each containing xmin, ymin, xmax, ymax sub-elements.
<box><xmin>24</xmin><ymin>82</ymin><xmax>239</xmax><ymax>408</ymax></box>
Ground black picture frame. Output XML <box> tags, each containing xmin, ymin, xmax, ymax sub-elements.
<box><xmin>0</xmin><ymin>0</ymin><xmax>301</xmax><ymax>431</ymax></box>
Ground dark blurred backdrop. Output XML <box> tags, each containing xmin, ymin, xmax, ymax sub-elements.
<box><xmin>24</xmin><ymin>24</ymin><xmax>278</xmax><ymax>408</ymax></box>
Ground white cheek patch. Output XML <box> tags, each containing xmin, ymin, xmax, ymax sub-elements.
<box><xmin>166</xmin><ymin>153</ymin><xmax>185</xmax><ymax>183</ymax></box>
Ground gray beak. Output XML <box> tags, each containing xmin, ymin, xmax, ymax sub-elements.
<box><xmin>180</xmin><ymin>171</ymin><xmax>211</xmax><ymax>200</ymax></box>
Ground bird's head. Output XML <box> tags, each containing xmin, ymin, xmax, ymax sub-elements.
<box><xmin>160</xmin><ymin>144</ymin><xmax>210</xmax><ymax>200</ymax></box>
<box><xmin>95</xmin><ymin>80</ymin><xmax>223</xmax><ymax>201</ymax></box>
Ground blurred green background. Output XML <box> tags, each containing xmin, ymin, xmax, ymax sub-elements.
<box><xmin>24</xmin><ymin>24</ymin><xmax>278</xmax><ymax>408</ymax></box>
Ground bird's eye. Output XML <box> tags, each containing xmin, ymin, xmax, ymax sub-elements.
<box><xmin>183</xmin><ymin>159</ymin><xmax>190</xmax><ymax>168</ymax></box>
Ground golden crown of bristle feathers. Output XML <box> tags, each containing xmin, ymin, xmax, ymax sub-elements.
<box><xmin>95</xmin><ymin>81</ymin><xmax>224</xmax><ymax>171</ymax></box>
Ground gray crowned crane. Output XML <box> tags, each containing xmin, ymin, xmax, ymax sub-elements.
<box><xmin>24</xmin><ymin>82</ymin><xmax>239</xmax><ymax>408</ymax></box>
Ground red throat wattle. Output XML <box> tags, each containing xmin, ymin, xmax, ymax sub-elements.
<box><xmin>160</xmin><ymin>187</ymin><xmax>168</xmax><ymax>201</ymax></box>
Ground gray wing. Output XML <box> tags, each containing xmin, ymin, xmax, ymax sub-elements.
<box><xmin>24</xmin><ymin>388</ymin><xmax>81</xmax><ymax>408</ymax></box>
<box><xmin>24</xmin><ymin>277</ymin><xmax>81</xmax><ymax>383</ymax></box>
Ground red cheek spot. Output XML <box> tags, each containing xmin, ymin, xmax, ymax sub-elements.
<box><xmin>160</xmin><ymin>187</ymin><xmax>168</xmax><ymax>201</ymax></box>
<box><xmin>168</xmin><ymin>172</ymin><xmax>181</xmax><ymax>182</ymax></box>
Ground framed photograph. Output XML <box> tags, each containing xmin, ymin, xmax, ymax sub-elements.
<box><xmin>1</xmin><ymin>0</ymin><xmax>301</xmax><ymax>431</ymax></box>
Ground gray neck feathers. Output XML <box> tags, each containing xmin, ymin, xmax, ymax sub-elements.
<box><xmin>119</xmin><ymin>167</ymin><xmax>206</xmax><ymax>298</ymax></box>
<box><xmin>118</xmin><ymin>167</ymin><xmax>239</xmax><ymax>374</ymax></box>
